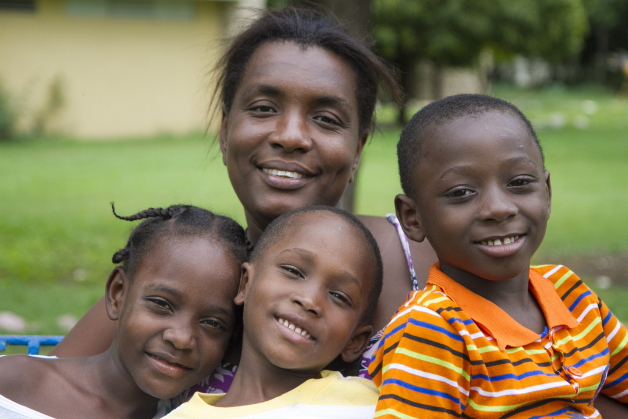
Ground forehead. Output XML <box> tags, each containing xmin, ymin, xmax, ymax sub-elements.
<box><xmin>267</xmin><ymin>213</ymin><xmax>373</xmax><ymax>285</ymax></box>
<box><xmin>134</xmin><ymin>237</ymin><xmax>239</xmax><ymax>292</ymax></box>
<box><xmin>419</xmin><ymin>111</ymin><xmax>542</xmax><ymax>177</ymax></box>
<box><xmin>237</xmin><ymin>41</ymin><xmax>359</xmax><ymax>107</ymax></box>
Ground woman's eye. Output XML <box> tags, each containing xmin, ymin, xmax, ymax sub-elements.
<box><xmin>249</xmin><ymin>105</ymin><xmax>276</xmax><ymax>114</ymax></box>
<box><xmin>446</xmin><ymin>188</ymin><xmax>473</xmax><ymax>198</ymax></box>
<box><xmin>281</xmin><ymin>265</ymin><xmax>304</xmax><ymax>278</ymax></box>
<box><xmin>314</xmin><ymin>115</ymin><xmax>342</xmax><ymax>127</ymax></box>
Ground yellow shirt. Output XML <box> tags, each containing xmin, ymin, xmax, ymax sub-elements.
<box><xmin>165</xmin><ymin>370</ymin><xmax>377</xmax><ymax>419</ymax></box>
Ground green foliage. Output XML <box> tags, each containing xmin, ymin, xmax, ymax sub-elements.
<box><xmin>584</xmin><ymin>0</ymin><xmax>628</xmax><ymax>28</ymax></box>
<box><xmin>372</xmin><ymin>0</ymin><xmax>589</xmax><ymax>67</ymax></box>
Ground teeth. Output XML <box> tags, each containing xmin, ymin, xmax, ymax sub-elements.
<box><xmin>481</xmin><ymin>236</ymin><xmax>520</xmax><ymax>246</ymax></box>
<box><xmin>277</xmin><ymin>318</ymin><xmax>313</xmax><ymax>340</ymax></box>
<box><xmin>263</xmin><ymin>168</ymin><xmax>304</xmax><ymax>179</ymax></box>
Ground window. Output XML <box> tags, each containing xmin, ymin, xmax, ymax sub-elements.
<box><xmin>66</xmin><ymin>0</ymin><xmax>195</xmax><ymax>20</ymax></box>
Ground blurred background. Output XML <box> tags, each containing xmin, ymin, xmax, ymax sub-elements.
<box><xmin>1</xmin><ymin>0</ymin><xmax>627</xmax><ymax>341</ymax></box>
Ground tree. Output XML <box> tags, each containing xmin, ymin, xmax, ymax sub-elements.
<box><xmin>372</xmin><ymin>0</ymin><xmax>589</xmax><ymax>120</ymax></box>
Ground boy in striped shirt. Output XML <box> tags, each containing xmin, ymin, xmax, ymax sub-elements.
<box><xmin>370</xmin><ymin>94</ymin><xmax>628</xmax><ymax>418</ymax></box>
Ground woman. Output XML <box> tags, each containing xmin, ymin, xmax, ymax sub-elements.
<box><xmin>52</xmin><ymin>8</ymin><xmax>437</xmax><ymax>368</ymax></box>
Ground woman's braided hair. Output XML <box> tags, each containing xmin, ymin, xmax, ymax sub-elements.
<box><xmin>111</xmin><ymin>203</ymin><xmax>249</xmax><ymax>278</ymax></box>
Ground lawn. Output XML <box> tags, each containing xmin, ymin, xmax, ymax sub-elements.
<box><xmin>1</xmin><ymin>84</ymin><xmax>628</xmax><ymax>343</ymax></box>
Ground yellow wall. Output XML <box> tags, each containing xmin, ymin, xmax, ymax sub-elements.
<box><xmin>0</xmin><ymin>0</ymin><xmax>229</xmax><ymax>139</ymax></box>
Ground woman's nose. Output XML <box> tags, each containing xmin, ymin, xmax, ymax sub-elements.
<box><xmin>269</xmin><ymin>110</ymin><xmax>313</xmax><ymax>152</ymax></box>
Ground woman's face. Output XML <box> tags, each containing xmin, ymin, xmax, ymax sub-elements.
<box><xmin>220</xmin><ymin>41</ymin><xmax>367</xmax><ymax>235</ymax></box>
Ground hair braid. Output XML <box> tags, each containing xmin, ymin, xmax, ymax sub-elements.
<box><xmin>109</xmin><ymin>203</ymin><xmax>247</xmax><ymax>278</ymax></box>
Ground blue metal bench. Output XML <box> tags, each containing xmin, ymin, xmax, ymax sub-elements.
<box><xmin>0</xmin><ymin>335</ymin><xmax>64</xmax><ymax>355</ymax></box>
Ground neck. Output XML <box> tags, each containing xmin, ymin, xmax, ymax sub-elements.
<box><xmin>439</xmin><ymin>261</ymin><xmax>546</xmax><ymax>333</ymax></box>
<box><xmin>215</xmin><ymin>339</ymin><xmax>318</xmax><ymax>408</ymax></box>
<box><xmin>439</xmin><ymin>261</ymin><xmax>532</xmax><ymax>310</ymax></box>
<box><xmin>244</xmin><ymin>211</ymin><xmax>268</xmax><ymax>246</ymax></box>
<box><xmin>89</xmin><ymin>347</ymin><xmax>158</xmax><ymax>418</ymax></box>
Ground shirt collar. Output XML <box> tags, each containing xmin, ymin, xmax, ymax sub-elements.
<box><xmin>426</xmin><ymin>263</ymin><xmax>579</xmax><ymax>351</ymax></box>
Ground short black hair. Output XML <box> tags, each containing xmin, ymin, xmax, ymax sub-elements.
<box><xmin>210</xmin><ymin>7</ymin><xmax>402</xmax><ymax>136</ymax></box>
<box><xmin>252</xmin><ymin>205</ymin><xmax>383</xmax><ymax>326</ymax></box>
<box><xmin>397</xmin><ymin>94</ymin><xmax>543</xmax><ymax>198</ymax></box>
<box><xmin>111</xmin><ymin>204</ymin><xmax>249</xmax><ymax>278</ymax></box>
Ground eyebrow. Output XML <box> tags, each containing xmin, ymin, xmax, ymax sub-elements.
<box><xmin>439</xmin><ymin>156</ymin><xmax>538</xmax><ymax>180</ymax></box>
<box><xmin>278</xmin><ymin>248</ymin><xmax>362</xmax><ymax>289</ymax></box>
<box><xmin>314</xmin><ymin>95</ymin><xmax>353</xmax><ymax>112</ymax></box>
<box><xmin>244</xmin><ymin>83</ymin><xmax>281</xmax><ymax>97</ymax></box>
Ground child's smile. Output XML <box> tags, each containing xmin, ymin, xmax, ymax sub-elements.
<box><xmin>400</xmin><ymin>110</ymin><xmax>551</xmax><ymax>283</ymax></box>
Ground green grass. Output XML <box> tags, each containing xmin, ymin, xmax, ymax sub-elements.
<box><xmin>1</xmin><ymin>84</ymin><xmax>628</xmax><ymax>338</ymax></box>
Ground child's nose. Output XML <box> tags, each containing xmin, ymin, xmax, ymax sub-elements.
<box><xmin>162</xmin><ymin>324</ymin><xmax>196</xmax><ymax>350</ymax></box>
<box><xmin>479</xmin><ymin>186</ymin><xmax>518</xmax><ymax>222</ymax></box>
<box><xmin>269</xmin><ymin>110</ymin><xmax>313</xmax><ymax>153</ymax></box>
<box><xmin>292</xmin><ymin>285</ymin><xmax>324</xmax><ymax>316</ymax></box>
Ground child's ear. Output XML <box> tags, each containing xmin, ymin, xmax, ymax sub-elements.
<box><xmin>234</xmin><ymin>262</ymin><xmax>253</xmax><ymax>306</ymax></box>
<box><xmin>340</xmin><ymin>324</ymin><xmax>372</xmax><ymax>363</ymax></box>
<box><xmin>395</xmin><ymin>194</ymin><xmax>426</xmax><ymax>242</ymax></box>
<box><xmin>219</xmin><ymin>105</ymin><xmax>229</xmax><ymax>166</ymax></box>
<box><xmin>105</xmin><ymin>267</ymin><xmax>129</xmax><ymax>321</ymax></box>
<box><xmin>544</xmin><ymin>170</ymin><xmax>552</xmax><ymax>217</ymax></box>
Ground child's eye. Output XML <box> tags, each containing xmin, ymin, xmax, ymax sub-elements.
<box><xmin>330</xmin><ymin>291</ymin><xmax>352</xmax><ymax>306</ymax></box>
<box><xmin>201</xmin><ymin>318</ymin><xmax>226</xmax><ymax>330</ymax></box>
<box><xmin>446</xmin><ymin>188</ymin><xmax>474</xmax><ymax>199</ymax></box>
<box><xmin>280</xmin><ymin>265</ymin><xmax>304</xmax><ymax>278</ymax></box>
<box><xmin>147</xmin><ymin>298</ymin><xmax>172</xmax><ymax>311</ymax></box>
<box><xmin>508</xmin><ymin>177</ymin><xmax>535</xmax><ymax>188</ymax></box>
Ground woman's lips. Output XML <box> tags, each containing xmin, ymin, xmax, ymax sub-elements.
<box><xmin>258</xmin><ymin>167</ymin><xmax>314</xmax><ymax>190</ymax></box>
<box><xmin>475</xmin><ymin>235</ymin><xmax>526</xmax><ymax>258</ymax></box>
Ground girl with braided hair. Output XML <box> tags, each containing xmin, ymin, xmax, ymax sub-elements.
<box><xmin>0</xmin><ymin>204</ymin><xmax>247</xmax><ymax>419</ymax></box>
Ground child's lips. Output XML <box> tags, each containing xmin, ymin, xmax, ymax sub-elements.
<box><xmin>146</xmin><ymin>352</ymin><xmax>192</xmax><ymax>378</ymax></box>
<box><xmin>475</xmin><ymin>234</ymin><xmax>526</xmax><ymax>258</ymax></box>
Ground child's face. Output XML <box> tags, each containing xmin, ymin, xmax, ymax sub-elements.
<box><xmin>236</xmin><ymin>212</ymin><xmax>373</xmax><ymax>375</ymax></box>
<box><xmin>397</xmin><ymin>111</ymin><xmax>551</xmax><ymax>282</ymax></box>
<box><xmin>106</xmin><ymin>237</ymin><xmax>241</xmax><ymax>399</ymax></box>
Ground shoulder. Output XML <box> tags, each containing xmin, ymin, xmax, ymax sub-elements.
<box><xmin>307</xmin><ymin>372</ymin><xmax>378</xmax><ymax>407</ymax></box>
<box><xmin>381</xmin><ymin>288</ymin><xmax>465</xmax><ymax>348</ymax></box>
<box><xmin>0</xmin><ymin>355</ymin><xmax>53</xmax><ymax>401</ymax></box>
<box><xmin>531</xmin><ymin>264</ymin><xmax>592</xmax><ymax>302</ymax></box>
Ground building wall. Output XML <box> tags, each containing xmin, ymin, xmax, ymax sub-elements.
<box><xmin>0</xmin><ymin>0</ymin><xmax>230</xmax><ymax>138</ymax></box>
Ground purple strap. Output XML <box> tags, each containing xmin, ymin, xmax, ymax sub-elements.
<box><xmin>386</xmin><ymin>213</ymin><xmax>419</xmax><ymax>291</ymax></box>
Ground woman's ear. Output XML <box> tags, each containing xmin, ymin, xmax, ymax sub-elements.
<box><xmin>105</xmin><ymin>267</ymin><xmax>129</xmax><ymax>321</ymax></box>
<box><xmin>219</xmin><ymin>105</ymin><xmax>229</xmax><ymax>166</ymax></box>
<box><xmin>349</xmin><ymin>132</ymin><xmax>369</xmax><ymax>183</ymax></box>
<box><xmin>340</xmin><ymin>324</ymin><xmax>372</xmax><ymax>363</ymax></box>
<box><xmin>234</xmin><ymin>262</ymin><xmax>253</xmax><ymax>306</ymax></box>
<box><xmin>395</xmin><ymin>194</ymin><xmax>426</xmax><ymax>243</ymax></box>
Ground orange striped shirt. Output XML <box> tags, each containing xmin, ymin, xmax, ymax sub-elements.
<box><xmin>369</xmin><ymin>264</ymin><xmax>628</xmax><ymax>418</ymax></box>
